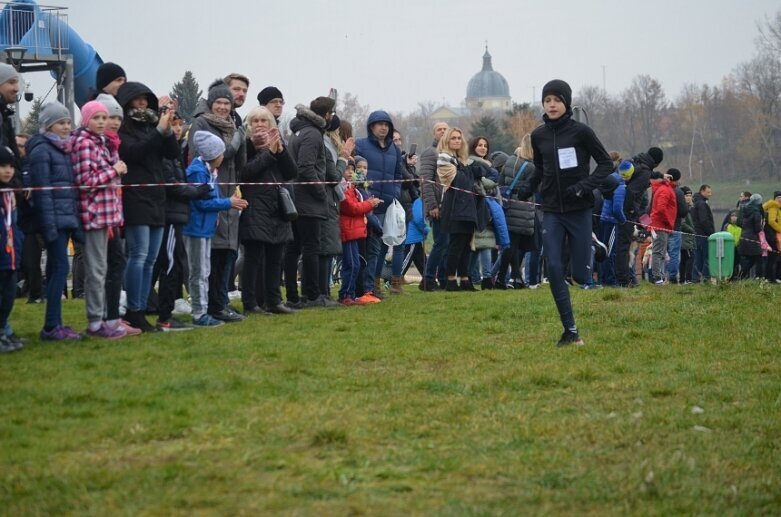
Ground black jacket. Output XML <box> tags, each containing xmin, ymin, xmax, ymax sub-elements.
<box><xmin>441</xmin><ymin>161</ymin><xmax>486</xmax><ymax>231</ymax></box>
<box><xmin>526</xmin><ymin>113</ymin><xmax>613</xmax><ymax>213</ymax></box>
<box><xmin>162</xmin><ymin>154</ymin><xmax>207</xmax><ymax>226</ymax></box>
<box><xmin>623</xmin><ymin>153</ymin><xmax>655</xmax><ymax>218</ymax></box>
<box><xmin>673</xmin><ymin>186</ymin><xmax>688</xmax><ymax>231</ymax></box>
<box><xmin>692</xmin><ymin>192</ymin><xmax>715</xmax><ymax>236</ymax></box>
<box><xmin>738</xmin><ymin>204</ymin><xmax>763</xmax><ymax>257</ymax></box>
<box><xmin>288</xmin><ymin>107</ymin><xmax>328</xmax><ymax>220</ymax></box>
<box><xmin>239</xmin><ymin>146</ymin><xmax>298</xmax><ymax>244</ymax></box>
<box><xmin>500</xmin><ymin>155</ymin><xmax>536</xmax><ymax>236</ymax></box>
<box><xmin>117</xmin><ymin>83</ymin><xmax>179</xmax><ymax>226</ymax></box>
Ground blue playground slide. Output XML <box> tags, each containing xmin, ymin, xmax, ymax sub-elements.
<box><xmin>0</xmin><ymin>0</ymin><xmax>102</xmax><ymax>106</ymax></box>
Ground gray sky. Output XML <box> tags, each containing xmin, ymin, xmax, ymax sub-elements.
<box><xmin>17</xmin><ymin>0</ymin><xmax>780</xmax><ymax>119</ymax></box>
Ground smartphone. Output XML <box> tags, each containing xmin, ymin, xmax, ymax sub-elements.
<box><xmin>408</xmin><ymin>143</ymin><xmax>417</xmax><ymax>157</ymax></box>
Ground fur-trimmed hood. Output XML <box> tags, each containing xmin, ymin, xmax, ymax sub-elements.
<box><xmin>289</xmin><ymin>104</ymin><xmax>327</xmax><ymax>133</ymax></box>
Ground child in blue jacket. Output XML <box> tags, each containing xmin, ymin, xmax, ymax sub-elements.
<box><xmin>183</xmin><ymin>131</ymin><xmax>247</xmax><ymax>327</ymax></box>
<box><xmin>0</xmin><ymin>146</ymin><xmax>23</xmax><ymax>353</ymax></box>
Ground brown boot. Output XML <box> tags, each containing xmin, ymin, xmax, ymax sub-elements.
<box><xmin>373</xmin><ymin>277</ymin><xmax>386</xmax><ymax>299</ymax></box>
<box><xmin>390</xmin><ymin>276</ymin><xmax>405</xmax><ymax>294</ymax></box>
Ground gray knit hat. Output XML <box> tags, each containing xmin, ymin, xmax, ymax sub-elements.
<box><xmin>96</xmin><ymin>93</ymin><xmax>123</xmax><ymax>120</ymax></box>
<box><xmin>207</xmin><ymin>82</ymin><xmax>233</xmax><ymax>109</ymax></box>
<box><xmin>0</xmin><ymin>63</ymin><xmax>18</xmax><ymax>86</ymax></box>
<box><xmin>39</xmin><ymin>101</ymin><xmax>71</xmax><ymax>132</ymax></box>
<box><xmin>193</xmin><ymin>130</ymin><xmax>225</xmax><ymax>161</ymax></box>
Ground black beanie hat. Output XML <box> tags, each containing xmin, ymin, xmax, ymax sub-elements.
<box><xmin>257</xmin><ymin>86</ymin><xmax>283</xmax><ymax>106</ymax></box>
<box><xmin>648</xmin><ymin>147</ymin><xmax>664</xmax><ymax>166</ymax></box>
<box><xmin>773</xmin><ymin>191</ymin><xmax>781</xmax><ymax>199</ymax></box>
<box><xmin>327</xmin><ymin>114</ymin><xmax>341</xmax><ymax>132</ymax></box>
<box><xmin>667</xmin><ymin>168</ymin><xmax>681</xmax><ymax>181</ymax></box>
<box><xmin>310</xmin><ymin>96</ymin><xmax>335</xmax><ymax>117</ymax></box>
<box><xmin>96</xmin><ymin>62</ymin><xmax>126</xmax><ymax>92</ymax></box>
<box><xmin>541</xmin><ymin>79</ymin><xmax>572</xmax><ymax>109</ymax></box>
<box><xmin>0</xmin><ymin>145</ymin><xmax>15</xmax><ymax>167</ymax></box>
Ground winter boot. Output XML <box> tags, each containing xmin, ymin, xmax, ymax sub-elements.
<box><xmin>390</xmin><ymin>276</ymin><xmax>405</xmax><ymax>294</ymax></box>
<box><xmin>373</xmin><ymin>277</ymin><xmax>386</xmax><ymax>299</ymax></box>
<box><xmin>480</xmin><ymin>277</ymin><xmax>494</xmax><ymax>290</ymax></box>
<box><xmin>445</xmin><ymin>279</ymin><xmax>460</xmax><ymax>292</ymax></box>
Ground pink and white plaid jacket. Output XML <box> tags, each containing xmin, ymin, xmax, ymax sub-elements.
<box><xmin>71</xmin><ymin>128</ymin><xmax>124</xmax><ymax>230</ymax></box>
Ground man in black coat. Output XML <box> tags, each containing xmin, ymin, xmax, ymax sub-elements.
<box><xmin>691</xmin><ymin>184</ymin><xmax>714</xmax><ymax>282</ymax></box>
<box><xmin>615</xmin><ymin>147</ymin><xmax>664</xmax><ymax>287</ymax></box>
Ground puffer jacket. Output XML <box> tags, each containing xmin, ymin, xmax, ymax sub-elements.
<box><xmin>405</xmin><ymin>197</ymin><xmax>429</xmax><ymax>245</ymax></box>
<box><xmin>239</xmin><ymin>146</ymin><xmax>298</xmax><ymax>244</ymax></box>
<box><xmin>501</xmin><ymin>155</ymin><xmax>536</xmax><ymax>236</ymax></box>
<box><xmin>419</xmin><ymin>140</ymin><xmax>441</xmax><ymax>214</ymax></box>
<box><xmin>320</xmin><ymin>147</ymin><xmax>344</xmax><ymax>256</ymax></box>
<box><xmin>355</xmin><ymin>111</ymin><xmax>404</xmax><ymax>216</ymax></box>
<box><xmin>26</xmin><ymin>134</ymin><xmax>81</xmax><ymax>243</ymax></box>
<box><xmin>738</xmin><ymin>203</ymin><xmax>763</xmax><ymax>257</ymax></box>
<box><xmin>339</xmin><ymin>184</ymin><xmax>373</xmax><ymax>242</ymax></box>
<box><xmin>440</xmin><ymin>160</ymin><xmax>486</xmax><ymax>231</ymax></box>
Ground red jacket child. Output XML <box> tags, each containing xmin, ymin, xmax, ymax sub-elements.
<box><xmin>650</xmin><ymin>180</ymin><xmax>677</xmax><ymax>233</ymax></box>
<box><xmin>339</xmin><ymin>184</ymin><xmax>375</xmax><ymax>242</ymax></box>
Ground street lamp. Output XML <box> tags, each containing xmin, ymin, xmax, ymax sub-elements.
<box><xmin>4</xmin><ymin>46</ymin><xmax>26</xmax><ymax>69</ymax></box>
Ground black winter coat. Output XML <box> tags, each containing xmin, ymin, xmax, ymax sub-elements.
<box><xmin>26</xmin><ymin>134</ymin><xmax>82</xmax><ymax>242</ymax></box>
<box><xmin>738</xmin><ymin>205</ymin><xmax>763</xmax><ymax>257</ymax></box>
<box><xmin>119</xmin><ymin>121</ymin><xmax>179</xmax><ymax>227</ymax></box>
<box><xmin>692</xmin><ymin>193</ymin><xmax>715</xmax><ymax>236</ymax></box>
<box><xmin>239</xmin><ymin>146</ymin><xmax>298</xmax><ymax>244</ymax></box>
<box><xmin>162</xmin><ymin>155</ymin><xmax>207</xmax><ymax>226</ymax></box>
<box><xmin>527</xmin><ymin>113</ymin><xmax>613</xmax><ymax>213</ymax></box>
<box><xmin>441</xmin><ymin>161</ymin><xmax>486</xmax><ymax>232</ymax></box>
<box><xmin>288</xmin><ymin>107</ymin><xmax>328</xmax><ymax>220</ymax></box>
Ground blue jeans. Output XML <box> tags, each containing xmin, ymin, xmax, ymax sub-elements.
<box><xmin>124</xmin><ymin>225</ymin><xmax>164</xmax><ymax>311</ymax></box>
<box><xmin>542</xmin><ymin>208</ymin><xmax>592</xmax><ymax>332</ymax></box>
<box><xmin>44</xmin><ymin>231</ymin><xmax>71</xmax><ymax>328</ymax></box>
<box><xmin>423</xmin><ymin>218</ymin><xmax>449</xmax><ymax>286</ymax></box>
<box><xmin>365</xmin><ymin>233</ymin><xmax>404</xmax><ymax>291</ymax></box>
<box><xmin>666</xmin><ymin>231</ymin><xmax>682</xmax><ymax>282</ymax></box>
<box><xmin>339</xmin><ymin>240</ymin><xmax>360</xmax><ymax>300</ymax></box>
<box><xmin>693</xmin><ymin>236</ymin><xmax>710</xmax><ymax>281</ymax></box>
<box><xmin>470</xmin><ymin>248</ymin><xmax>492</xmax><ymax>283</ymax></box>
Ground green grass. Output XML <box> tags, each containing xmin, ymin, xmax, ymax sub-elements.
<box><xmin>1</xmin><ymin>283</ymin><xmax>780</xmax><ymax>514</ymax></box>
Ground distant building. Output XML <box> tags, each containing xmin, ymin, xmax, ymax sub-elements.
<box><xmin>465</xmin><ymin>46</ymin><xmax>512</xmax><ymax>112</ymax></box>
<box><xmin>432</xmin><ymin>46</ymin><xmax>512</xmax><ymax>125</ymax></box>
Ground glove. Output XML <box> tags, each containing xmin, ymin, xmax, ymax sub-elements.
<box><xmin>564</xmin><ymin>184</ymin><xmax>584</xmax><ymax>200</ymax></box>
<box><xmin>515</xmin><ymin>186</ymin><xmax>532</xmax><ymax>201</ymax></box>
<box><xmin>72</xmin><ymin>229</ymin><xmax>85</xmax><ymax>245</ymax></box>
<box><xmin>195</xmin><ymin>183</ymin><xmax>212</xmax><ymax>199</ymax></box>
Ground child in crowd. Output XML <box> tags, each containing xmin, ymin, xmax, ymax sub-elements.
<box><xmin>26</xmin><ymin>102</ymin><xmax>83</xmax><ymax>340</ymax></box>
<box><xmin>338</xmin><ymin>159</ymin><xmax>382</xmax><ymax>304</ymax></box>
<box><xmin>96</xmin><ymin>93</ymin><xmax>139</xmax><ymax>337</ymax></box>
<box><xmin>724</xmin><ymin>209</ymin><xmax>742</xmax><ymax>279</ymax></box>
<box><xmin>184</xmin><ymin>131</ymin><xmax>247</xmax><ymax>327</ymax></box>
<box><xmin>0</xmin><ymin>146</ymin><xmax>23</xmax><ymax>353</ymax></box>
<box><xmin>72</xmin><ymin>100</ymin><xmax>129</xmax><ymax>339</ymax></box>
<box><xmin>352</xmin><ymin>156</ymin><xmax>384</xmax><ymax>303</ymax></box>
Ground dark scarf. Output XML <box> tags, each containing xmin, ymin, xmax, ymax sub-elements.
<box><xmin>127</xmin><ymin>108</ymin><xmax>159</xmax><ymax>125</ymax></box>
<box><xmin>201</xmin><ymin>113</ymin><xmax>236</xmax><ymax>144</ymax></box>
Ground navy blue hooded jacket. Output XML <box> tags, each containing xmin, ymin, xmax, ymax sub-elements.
<box><xmin>355</xmin><ymin>111</ymin><xmax>404</xmax><ymax>216</ymax></box>
<box><xmin>26</xmin><ymin>134</ymin><xmax>82</xmax><ymax>243</ymax></box>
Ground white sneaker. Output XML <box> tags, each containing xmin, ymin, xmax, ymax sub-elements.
<box><xmin>228</xmin><ymin>290</ymin><xmax>241</xmax><ymax>301</ymax></box>
<box><xmin>173</xmin><ymin>298</ymin><xmax>192</xmax><ymax>315</ymax></box>
<box><xmin>528</xmin><ymin>283</ymin><xmax>540</xmax><ymax>289</ymax></box>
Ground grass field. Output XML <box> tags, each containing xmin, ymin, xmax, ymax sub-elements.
<box><xmin>1</xmin><ymin>282</ymin><xmax>780</xmax><ymax>514</ymax></box>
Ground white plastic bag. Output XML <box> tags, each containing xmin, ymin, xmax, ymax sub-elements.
<box><xmin>382</xmin><ymin>199</ymin><xmax>407</xmax><ymax>246</ymax></box>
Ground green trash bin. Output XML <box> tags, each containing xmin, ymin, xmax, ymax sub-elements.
<box><xmin>708</xmin><ymin>231</ymin><xmax>735</xmax><ymax>280</ymax></box>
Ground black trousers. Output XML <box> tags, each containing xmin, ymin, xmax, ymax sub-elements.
<box><xmin>679</xmin><ymin>249</ymin><xmax>694</xmax><ymax>283</ymax></box>
<box><xmin>71</xmin><ymin>241</ymin><xmax>85</xmax><ymax>298</ymax></box>
<box><xmin>149</xmin><ymin>224</ymin><xmax>187</xmax><ymax>321</ymax></box>
<box><xmin>284</xmin><ymin>221</ymin><xmax>302</xmax><ymax>303</ymax></box>
<box><xmin>615</xmin><ymin>221</ymin><xmax>634</xmax><ymax>286</ymax></box>
<box><xmin>319</xmin><ymin>255</ymin><xmax>333</xmax><ymax>298</ymax></box>
<box><xmin>22</xmin><ymin>232</ymin><xmax>43</xmax><ymax>300</ymax></box>
<box><xmin>296</xmin><ymin>217</ymin><xmax>322</xmax><ymax>302</ymax></box>
<box><xmin>446</xmin><ymin>232</ymin><xmax>473</xmax><ymax>278</ymax></box>
<box><xmin>402</xmin><ymin>243</ymin><xmax>427</xmax><ymax>278</ymax></box>
<box><xmin>208</xmin><ymin>248</ymin><xmax>237</xmax><ymax>314</ymax></box>
<box><xmin>242</xmin><ymin>240</ymin><xmax>285</xmax><ymax>310</ymax></box>
<box><xmin>105</xmin><ymin>231</ymin><xmax>126</xmax><ymax>321</ymax></box>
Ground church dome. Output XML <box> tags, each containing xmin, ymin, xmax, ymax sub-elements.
<box><xmin>466</xmin><ymin>47</ymin><xmax>510</xmax><ymax>99</ymax></box>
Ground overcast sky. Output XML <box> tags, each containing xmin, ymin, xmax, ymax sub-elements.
<box><xmin>15</xmin><ymin>0</ymin><xmax>780</xmax><ymax>119</ymax></box>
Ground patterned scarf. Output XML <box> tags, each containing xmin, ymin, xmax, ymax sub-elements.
<box><xmin>127</xmin><ymin>108</ymin><xmax>159</xmax><ymax>125</ymax></box>
<box><xmin>201</xmin><ymin>113</ymin><xmax>236</xmax><ymax>144</ymax></box>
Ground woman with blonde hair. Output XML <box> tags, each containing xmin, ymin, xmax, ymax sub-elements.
<box><xmin>437</xmin><ymin>127</ymin><xmax>487</xmax><ymax>291</ymax></box>
<box><xmin>238</xmin><ymin>106</ymin><xmax>299</xmax><ymax>314</ymax></box>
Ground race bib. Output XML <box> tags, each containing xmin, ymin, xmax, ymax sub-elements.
<box><xmin>558</xmin><ymin>147</ymin><xmax>578</xmax><ymax>169</ymax></box>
